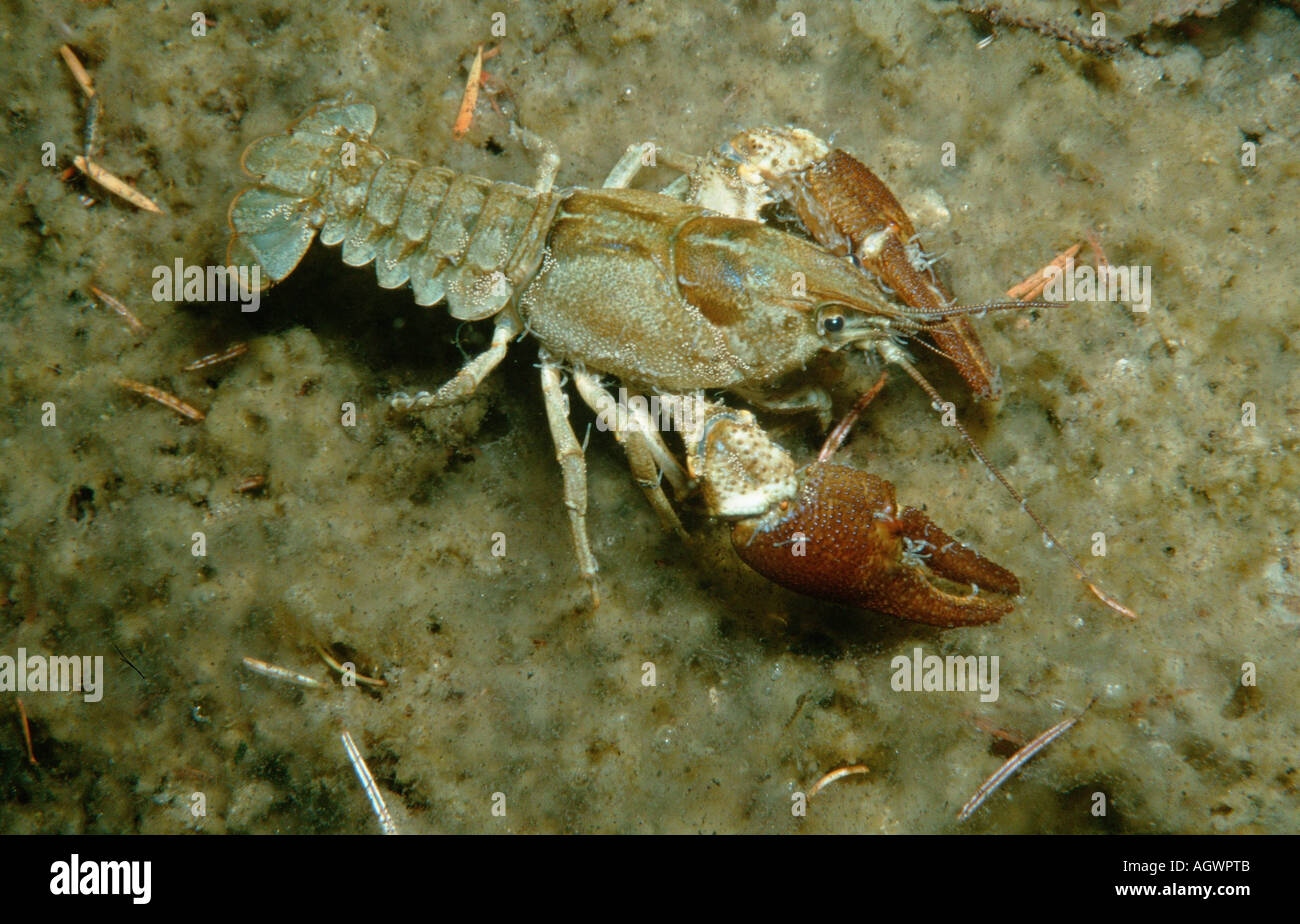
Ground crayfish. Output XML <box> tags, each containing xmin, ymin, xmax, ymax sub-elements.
<box><xmin>227</xmin><ymin>98</ymin><xmax>1127</xmax><ymax>626</ymax></box>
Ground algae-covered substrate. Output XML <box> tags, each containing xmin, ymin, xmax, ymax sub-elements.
<box><xmin>1</xmin><ymin>0</ymin><xmax>1297</xmax><ymax>833</ymax></box>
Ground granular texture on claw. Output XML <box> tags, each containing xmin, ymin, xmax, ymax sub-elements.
<box><xmin>731</xmin><ymin>462</ymin><xmax>1019</xmax><ymax>627</ymax></box>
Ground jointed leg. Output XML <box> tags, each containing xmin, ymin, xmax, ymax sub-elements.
<box><xmin>572</xmin><ymin>374</ymin><xmax>689</xmax><ymax>496</ymax></box>
<box><xmin>733</xmin><ymin>383</ymin><xmax>833</xmax><ymax>431</ymax></box>
<box><xmin>622</xmin><ymin>395</ymin><xmax>691</xmax><ymax>498</ymax></box>
<box><xmin>538</xmin><ymin>349</ymin><xmax>601</xmax><ymax>608</ymax></box>
<box><xmin>510</xmin><ymin>123</ymin><xmax>561</xmax><ymax>194</ymax></box>
<box><xmin>571</xmin><ymin>371</ymin><xmax>688</xmax><ymax>539</ymax></box>
<box><xmin>602</xmin><ymin>142</ymin><xmax>701</xmax><ymax>190</ymax></box>
<box><xmin>390</xmin><ymin>313</ymin><xmax>518</xmax><ymax>411</ymax></box>
<box><xmin>658</xmin><ymin>174</ymin><xmax>691</xmax><ymax>199</ymax></box>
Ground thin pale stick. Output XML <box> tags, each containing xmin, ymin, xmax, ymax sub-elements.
<box><xmin>452</xmin><ymin>45</ymin><xmax>484</xmax><ymax>139</ymax></box>
<box><xmin>958</xmin><ymin>698</ymin><xmax>1096</xmax><ymax>822</ymax></box>
<box><xmin>315</xmin><ymin>643</ymin><xmax>388</xmax><ymax>688</ymax></box>
<box><xmin>73</xmin><ymin>156</ymin><xmax>164</xmax><ymax>213</ymax></box>
<box><xmin>808</xmin><ymin>764</ymin><xmax>869</xmax><ymax>798</ymax></box>
<box><xmin>89</xmin><ymin>285</ymin><xmax>147</xmax><ymax>335</ymax></box>
<box><xmin>117</xmin><ymin>378</ymin><xmax>205</xmax><ymax>421</ymax></box>
<box><xmin>341</xmin><ymin>728</ymin><xmax>399</xmax><ymax>835</ymax></box>
<box><xmin>183</xmin><ymin>342</ymin><xmax>247</xmax><ymax>371</ymax></box>
<box><xmin>17</xmin><ymin>698</ymin><xmax>38</xmax><ymax>766</ymax></box>
<box><xmin>59</xmin><ymin>45</ymin><xmax>95</xmax><ymax>98</ymax></box>
<box><xmin>1006</xmin><ymin>244</ymin><xmax>1082</xmax><ymax>300</ymax></box>
<box><xmin>240</xmin><ymin>656</ymin><xmax>326</xmax><ymax>690</ymax></box>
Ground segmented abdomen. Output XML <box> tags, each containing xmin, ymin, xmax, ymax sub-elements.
<box><xmin>227</xmin><ymin>98</ymin><xmax>558</xmax><ymax>320</ymax></box>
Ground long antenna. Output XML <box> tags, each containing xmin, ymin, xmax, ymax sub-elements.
<box><xmin>882</xmin><ymin>344</ymin><xmax>1137</xmax><ymax>620</ymax></box>
<box><xmin>920</xmin><ymin>298</ymin><xmax>1064</xmax><ymax>321</ymax></box>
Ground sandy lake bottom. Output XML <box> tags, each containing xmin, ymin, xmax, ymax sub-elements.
<box><xmin>1</xmin><ymin>0</ymin><xmax>1297</xmax><ymax>833</ymax></box>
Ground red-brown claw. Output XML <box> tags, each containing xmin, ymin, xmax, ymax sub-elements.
<box><xmin>728</xmin><ymin>135</ymin><xmax>1002</xmax><ymax>400</ymax></box>
<box><xmin>801</xmin><ymin>150</ymin><xmax>1002</xmax><ymax>400</ymax></box>
<box><xmin>731</xmin><ymin>462</ymin><xmax>1020</xmax><ymax>627</ymax></box>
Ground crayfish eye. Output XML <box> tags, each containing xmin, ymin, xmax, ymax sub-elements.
<box><xmin>817</xmin><ymin>308</ymin><xmax>847</xmax><ymax>336</ymax></box>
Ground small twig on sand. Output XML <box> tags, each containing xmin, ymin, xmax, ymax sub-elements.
<box><xmin>808</xmin><ymin>764</ymin><xmax>869</xmax><ymax>798</ymax></box>
<box><xmin>74</xmin><ymin>157</ymin><xmax>164</xmax><ymax>213</ymax></box>
<box><xmin>241</xmin><ymin>656</ymin><xmax>327</xmax><ymax>690</ymax></box>
<box><xmin>341</xmin><ymin>727</ymin><xmax>399</xmax><ymax>834</ymax></box>
<box><xmin>17</xmin><ymin>698</ymin><xmax>38</xmax><ymax>766</ymax></box>
<box><xmin>89</xmin><ymin>284</ymin><xmax>148</xmax><ymax>335</ymax></box>
<box><xmin>116</xmin><ymin>378</ymin><xmax>205</xmax><ymax>421</ymax></box>
<box><xmin>958</xmin><ymin>698</ymin><xmax>1097</xmax><ymax>822</ymax></box>
<box><xmin>453</xmin><ymin>44</ymin><xmax>485</xmax><ymax>139</ymax></box>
